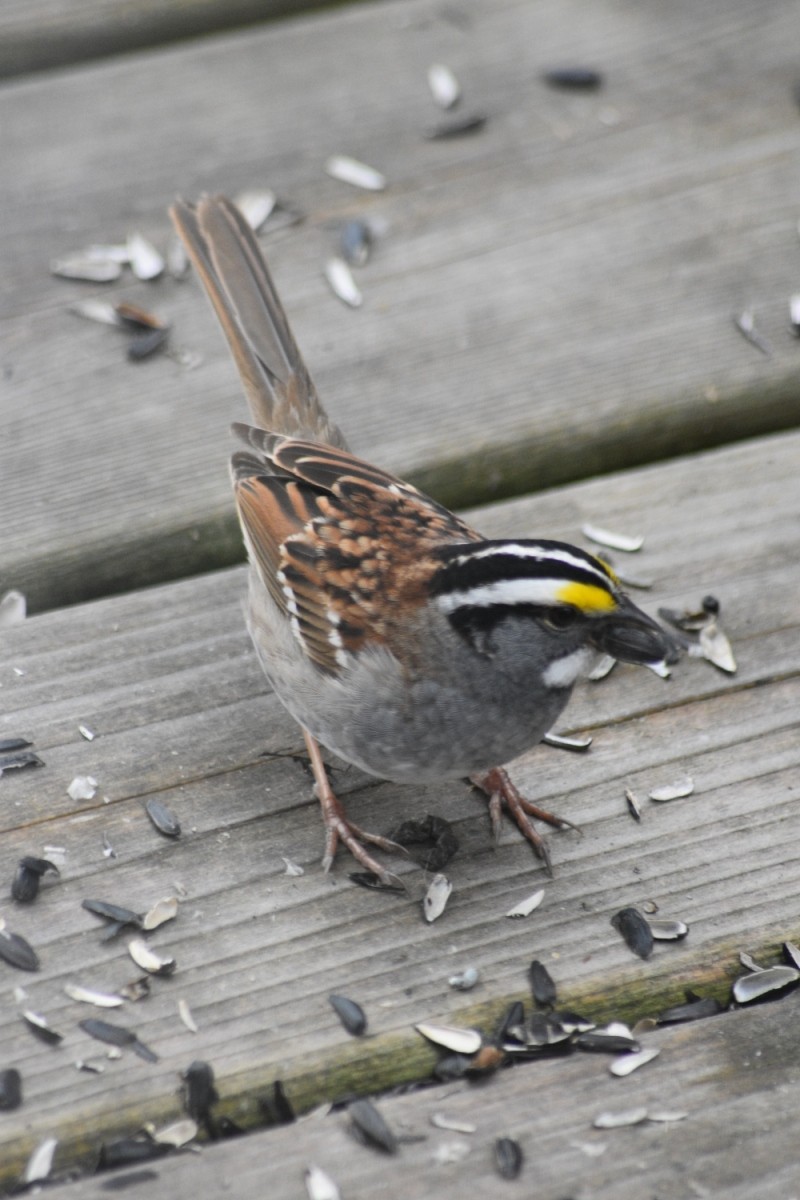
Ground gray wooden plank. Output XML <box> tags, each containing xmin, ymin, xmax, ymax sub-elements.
<box><xmin>38</xmin><ymin>996</ymin><xmax>800</xmax><ymax>1199</ymax></box>
<box><xmin>0</xmin><ymin>430</ymin><xmax>797</xmax><ymax>1186</ymax></box>
<box><xmin>0</xmin><ymin>0</ymin><xmax>335</xmax><ymax>79</ymax></box>
<box><xmin>3</xmin><ymin>0</ymin><xmax>800</xmax><ymax>610</ymax></box>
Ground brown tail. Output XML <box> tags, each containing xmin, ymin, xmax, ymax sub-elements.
<box><xmin>169</xmin><ymin>195</ymin><xmax>348</xmax><ymax>450</ymax></box>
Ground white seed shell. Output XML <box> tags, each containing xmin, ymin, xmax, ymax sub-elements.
<box><xmin>427</xmin><ymin>63</ymin><xmax>461</xmax><ymax>109</ymax></box>
<box><xmin>152</xmin><ymin>1118</ymin><xmax>198</xmax><ymax>1148</ymax></box>
<box><xmin>423</xmin><ymin>873</ymin><xmax>452</xmax><ymax>923</ymax></box>
<box><xmin>649</xmin><ymin>777</ymin><xmax>694</xmax><ymax>802</ymax></box>
<box><xmin>593</xmin><ymin>1107</ymin><xmax>649</xmax><ymax>1129</ymax></box>
<box><xmin>647</xmin><ymin>1109</ymin><xmax>688</xmax><ymax>1123</ymax></box>
<box><xmin>649</xmin><ymin>919</ymin><xmax>689</xmax><ymax>941</ymax></box>
<box><xmin>142</xmin><ymin>896</ymin><xmax>179</xmax><ymax>931</ymax></box>
<box><xmin>581</xmin><ymin>523</ymin><xmax>644</xmax><ymax>552</ymax></box>
<box><xmin>588</xmin><ymin>654</ymin><xmax>617</xmax><ymax>681</ymax></box>
<box><xmin>23</xmin><ymin>1137</ymin><xmax>58</xmax><ymax>1184</ymax></box>
<box><xmin>127</xmin><ymin>937</ymin><xmax>176</xmax><ymax>976</ymax></box>
<box><xmin>64</xmin><ymin>983</ymin><xmax>124</xmax><ymax>1008</ymax></box>
<box><xmin>0</xmin><ymin>590</ymin><xmax>26</xmax><ymax>627</ymax></box>
<box><xmin>325</xmin><ymin>154</ymin><xmax>386</xmax><ymax>191</ymax></box>
<box><xmin>305</xmin><ymin>1164</ymin><xmax>341</xmax><ymax>1200</ymax></box>
<box><xmin>699</xmin><ymin>623</ymin><xmax>737</xmax><ymax>673</ymax></box>
<box><xmin>324</xmin><ymin>258</ymin><xmax>363</xmax><ymax>308</ymax></box>
<box><xmin>281</xmin><ymin>856</ymin><xmax>305</xmax><ymax>877</ymax></box>
<box><xmin>430</xmin><ymin>1113</ymin><xmax>477</xmax><ymax>1133</ymax></box>
<box><xmin>448</xmin><ymin>967</ymin><xmax>480</xmax><ymax>991</ymax></box>
<box><xmin>51</xmin><ymin>255</ymin><xmax>122</xmax><ymax>282</ymax></box>
<box><xmin>415</xmin><ymin>1021</ymin><xmax>482</xmax><ymax>1055</ymax></box>
<box><xmin>732</xmin><ymin>965</ymin><xmax>800</xmax><ymax>1004</ymax></box>
<box><xmin>609</xmin><ymin>1046</ymin><xmax>660</xmax><ymax>1077</ymax></box>
<box><xmin>70</xmin><ymin>299</ymin><xmax>125</xmax><ymax>327</ymax></box>
<box><xmin>67</xmin><ymin>775</ymin><xmax>98</xmax><ymax>802</ymax></box>
<box><xmin>506</xmin><ymin>888</ymin><xmax>545</xmax><ymax>919</ymax></box>
<box><xmin>127</xmin><ymin>233</ymin><xmax>164</xmax><ymax>281</ymax></box>
<box><xmin>234</xmin><ymin>189</ymin><xmax>277</xmax><ymax>232</ymax></box>
<box><xmin>178</xmin><ymin>998</ymin><xmax>198</xmax><ymax>1033</ymax></box>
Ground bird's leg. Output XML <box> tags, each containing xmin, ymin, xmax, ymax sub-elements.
<box><xmin>470</xmin><ymin>766</ymin><xmax>580</xmax><ymax>877</ymax></box>
<box><xmin>303</xmin><ymin>730</ymin><xmax>406</xmax><ymax>886</ymax></box>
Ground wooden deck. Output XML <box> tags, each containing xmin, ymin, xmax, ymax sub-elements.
<box><xmin>1</xmin><ymin>0</ymin><xmax>799</xmax><ymax>1194</ymax></box>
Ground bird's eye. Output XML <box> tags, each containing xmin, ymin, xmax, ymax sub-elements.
<box><xmin>542</xmin><ymin>606</ymin><xmax>580</xmax><ymax>631</ymax></box>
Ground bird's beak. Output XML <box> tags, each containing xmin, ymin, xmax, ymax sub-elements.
<box><xmin>590</xmin><ymin>596</ymin><xmax>677</xmax><ymax>667</ymax></box>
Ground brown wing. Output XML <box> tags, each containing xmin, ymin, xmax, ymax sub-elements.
<box><xmin>232</xmin><ymin>425</ymin><xmax>481</xmax><ymax>675</ymax></box>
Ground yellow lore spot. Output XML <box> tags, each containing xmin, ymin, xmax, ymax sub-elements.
<box><xmin>557</xmin><ymin>581</ymin><xmax>617</xmax><ymax>613</ymax></box>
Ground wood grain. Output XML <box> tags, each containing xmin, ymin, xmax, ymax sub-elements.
<box><xmin>0</xmin><ymin>430</ymin><xmax>796</xmax><ymax>1188</ymax></box>
<box><xmin>3</xmin><ymin>0</ymin><xmax>800</xmax><ymax>610</ymax></box>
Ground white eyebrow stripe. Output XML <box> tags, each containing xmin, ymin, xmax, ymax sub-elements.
<box><xmin>437</xmin><ymin>577</ymin><xmax>568</xmax><ymax>613</ymax></box>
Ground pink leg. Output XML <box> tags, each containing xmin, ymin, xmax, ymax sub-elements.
<box><xmin>470</xmin><ymin>766</ymin><xmax>580</xmax><ymax>876</ymax></box>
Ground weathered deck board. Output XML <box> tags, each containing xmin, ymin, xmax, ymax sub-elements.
<box><xmin>0</xmin><ymin>0</ymin><xmax>331</xmax><ymax>79</ymax></box>
<box><xmin>3</xmin><ymin>0</ymin><xmax>800</xmax><ymax>611</ymax></box>
<box><xmin>0</xmin><ymin>430</ymin><xmax>797</xmax><ymax>1188</ymax></box>
<box><xmin>41</xmin><ymin>996</ymin><xmax>800</xmax><ymax>1200</ymax></box>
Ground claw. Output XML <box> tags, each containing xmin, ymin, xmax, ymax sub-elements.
<box><xmin>470</xmin><ymin>766</ymin><xmax>580</xmax><ymax>876</ymax></box>
<box><xmin>303</xmin><ymin>729</ymin><xmax>405</xmax><ymax>886</ymax></box>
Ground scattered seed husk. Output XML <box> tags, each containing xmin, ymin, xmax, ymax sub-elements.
<box><xmin>98</xmin><ymin>1135</ymin><xmax>171</xmax><ymax>1170</ymax></box>
<box><xmin>427</xmin><ymin>63</ymin><xmax>461</xmax><ymax>109</ymax></box>
<box><xmin>75</xmin><ymin>1058</ymin><xmax>105</xmax><ymax>1073</ymax></box>
<box><xmin>576</xmin><ymin>1028</ymin><xmax>640</xmax><ymax>1055</ymax></box>
<box><xmin>647</xmin><ymin>1108</ymin><xmax>688</xmax><ymax>1123</ymax></box>
<box><xmin>80</xmin><ymin>1017</ymin><xmax>135</xmax><ymax>1049</ymax></box>
<box><xmin>281</xmin><ymin>856</ymin><xmax>305</xmax><ymax>877</ymax></box>
<box><xmin>424</xmin><ymin>113</ymin><xmax>487</xmax><ymax>139</ymax></box>
<box><xmin>448</xmin><ymin>966</ymin><xmax>479</xmax><ymax>991</ymax></box>
<box><xmin>305</xmin><ymin>1163</ymin><xmax>341</xmax><ymax>1200</ymax></box>
<box><xmin>529</xmin><ymin>959</ymin><xmax>557</xmax><ymax>1007</ymax></box>
<box><xmin>581</xmin><ymin>523</ymin><xmax>644</xmax><ymax>552</ymax></box>
<box><xmin>649</xmin><ymin>919</ymin><xmax>689</xmax><ymax>941</ymax></box>
<box><xmin>68</xmin><ymin>775</ymin><xmax>97</xmax><ymax>802</ymax></box>
<box><xmin>733</xmin><ymin>965</ymin><xmax>800</xmax><ymax>1005</ymax></box>
<box><xmin>152</xmin><ymin>1117</ymin><xmax>198</xmax><ymax>1148</ymax></box>
<box><xmin>234</xmin><ymin>189</ymin><xmax>277</xmax><ymax>232</ymax></box>
<box><xmin>349</xmin><ymin>1098</ymin><xmax>398</xmax><ymax>1154</ymax></box>
<box><xmin>144</xmin><ymin>797</ymin><xmax>181</xmax><ymax>838</ymax></box>
<box><xmin>789</xmin><ymin>293</ymin><xmax>800</xmax><ymax>335</ymax></box>
<box><xmin>783</xmin><ymin>941</ymin><xmax>800</xmax><ymax>970</ymax></box>
<box><xmin>430</xmin><ymin>1113</ymin><xmax>476</xmax><ymax>1134</ymax></box>
<box><xmin>698</xmin><ymin>622</ymin><xmax>737</xmax><ymax>673</ymax></box>
<box><xmin>142</xmin><ymin>896</ymin><xmax>179</xmax><ymax>931</ymax></box>
<box><xmin>625</xmin><ymin>789</ymin><xmax>642</xmax><ymax>822</ymax></box>
<box><xmin>329</xmin><ymin>993</ymin><xmax>367</xmax><ymax>1037</ymax></box>
<box><xmin>609</xmin><ymin>1046</ymin><xmax>660</xmax><ymax>1077</ymax></box>
<box><xmin>326</xmin><ymin>155</ymin><xmax>386</xmax><ymax>191</ymax></box>
<box><xmin>182</xmin><ymin>1060</ymin><xmax>219</xmax><ymax>1127</ymax></box>
<box><xmin>494</xmin><ymin>1136</ymin><xmax>523</xmax><ymax>1180</ymax></box>
<box><xmin>127</xmin><ymin>325</ymin><xmax>171</xmax><ymax>362</ymax></box>
<box><xmin>52</xmin><ymin>254</ymin><xmax>122</xmax><ymax>282</ymax></box>
<box><xmin>127</xmin><ymin>232</ymin><xmax>164</xmax><ymax>281</ymax></box>
<box><xmin>64</xmin><ymin>982</ymin><xmax>124</xmax><ymax>1008</ymax></box>
<box><xmin>0</xmin><ymin>928</ymin><xmax>39</xmax><ymax>971</ymax></box>
<box><xmin>543</xmin><ymin>731</ymin><xmax>592</xmax><ymax>752</ymax></box>
<box><xmin>167</xmin><ymin>234</ymin><xmax>190</xmax><ymax>279</ymax></box>
<box><xmin>611</xmin><ymin>907</ymin><xmax>653</xmax><ymax>959</ymax></box>
<box><xmin>423</xmin><ymin>873</ymin><xmax>452</xmax><ymax>923</ymax></box>
<box><xmin>415</xmin><ymin>1021</ymin><xmax>482</xmax><ymax>1056</ymax></box>
<box><xmin>175</xmin><ymin>998</ymin><xmax>198</xmax><ymax>1033</ymax></box>
<box><xmin>432</xmin><ymin>1052</ymin><xmax>474</xmax><ymax>1081</ymax></box>
<box><xmin>390</xmin><ymin>814</ymin><xmax>458</xmax><ymax>871</ymax></box>
<box><xmin>0</xmin><ymin>737</ymin><xmax>32</xmax><ymax>754</ymax></box>
<box><xmin>71</xmin><ymin>298</ymin><xmax>126</xmax><ymax>327</ymax></box>
<box><xmin>0</xmin><ymin>748</ymin><xmax>45</xmax><ymax>773</ymax></box>
<box><xmin>646</xmin><ymin>658</ymin><xmax>672</xmax><ymax>679</ymax></box>
<box><xmin>340</xmin><ymin>219</ymin><xmax>372</xmax><ymax>267</ymax></box>
<box><xmin>23</xmin><ymin>1136</ymin><xmax>58</xmax><ymax>1184</ymax></box>
<box><xmin>593</xmin><ymin>1107</ymin><xmax>649</xmax><ymax>1129</ymax></box>
<box><xmin>588</xmin><ymin>654</ymin><xmax>617</xmax><ymax>681</ymax></box>
<box><xmin>649</xmin><ymin>777</ymin><xmax>694</xmax><ymax>803</ymax></box>
<box><xmin>12</xmin><ymin>856</ymin><xmax>59</xmax><ymax>903</ymax></box>
<box><xmin>128</xmin><ymin>937</ymin><xmax>176</xmax><ymax>977</ymax></box>
<box><xmin>432</xmin><ymin>1138</ymin><xmax>471</xmax><ymax>1164</ymax></box>
<box><xmin>21</xmin><ymin>1009</ymin><xmax>62</xmax><ymax>1045</ymax></box>
<box><xmin>543</xmin><ymin>66</ymin><xmax>603</xmax><ymax>89</ymax></box>
<box><xmin>658</xmin><ymin>995</ymin><xmax>722</xmax><ymax>1024</ymax></box>
<box><xmin>0</xmin><ymin>1068</ymin><xmax>21</xmax><ymax>1110</ymax></box>
<box><xmin>734</xmin><ymin>309</ymin><xmax>771</xmax><ymax>355</ymax></box>
<box><xmin>324</xmin><ymin>257</ymin><xmax>362</xmax><ymax>308</ymax></box>
<box><xmin>506</xmin><ymin>888</ymin><xmax>545</xmax><ymax>919</ymax></box>
<box><xmin>82</xmin><ymin>898</ymin><xmax>143</xmax><ymax>934</ymax></box>
<box><xmin>0</xmin><ymin>590</ymin><xmax>26</xmax><ymax>627</ymax></box>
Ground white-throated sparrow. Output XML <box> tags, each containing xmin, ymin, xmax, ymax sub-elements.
<box><xmin>170</xmin><ymin>196</ymin><xmax>671</xmax><ymax>882</ymax></box>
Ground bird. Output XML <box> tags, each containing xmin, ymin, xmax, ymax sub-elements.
<box><xmin>169</xmin><ymin>195</ymin><xmax>671</xmax><ymax>883</ymax></box>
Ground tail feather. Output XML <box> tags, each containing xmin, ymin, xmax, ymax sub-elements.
<box><xmin>169</xmin><ymin>195</ymin><xmax>348</xmax><ymax>449</ymax></box>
